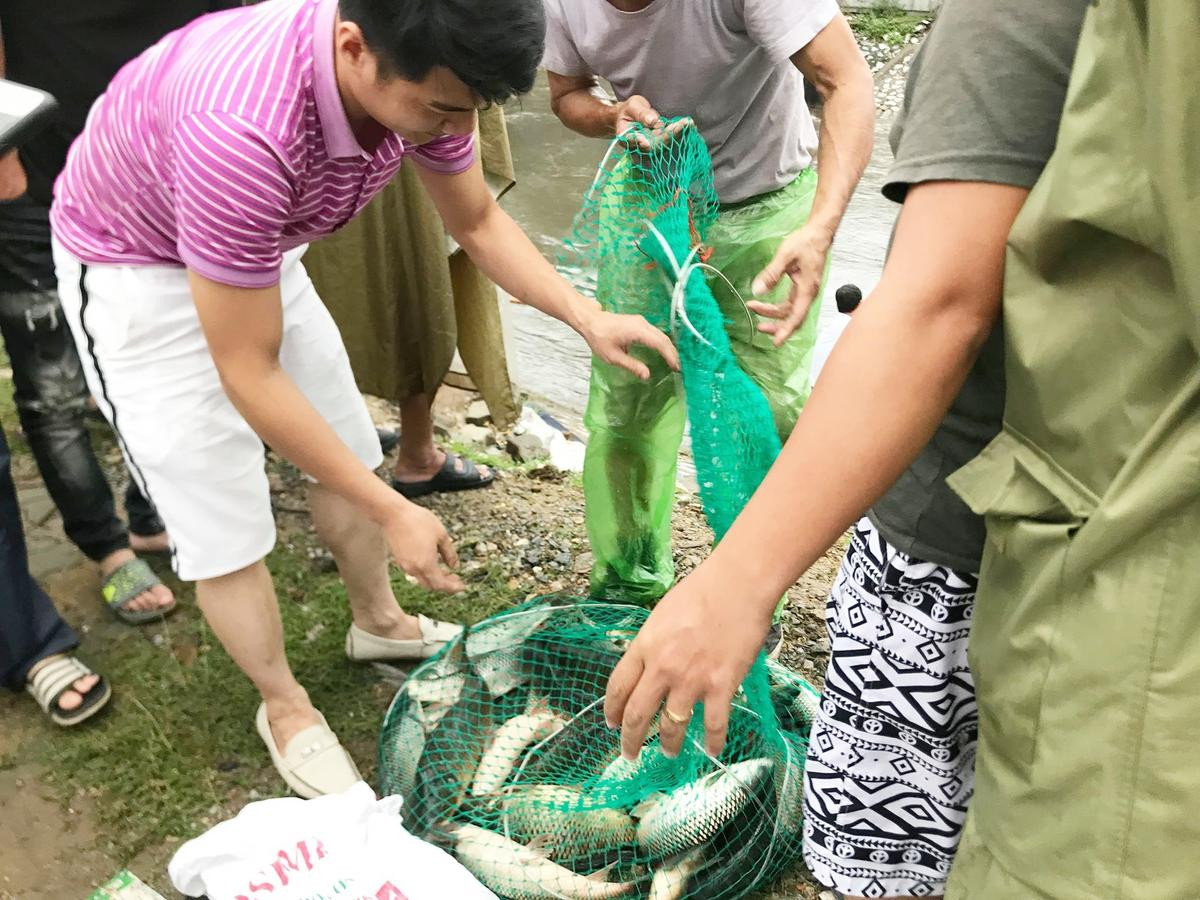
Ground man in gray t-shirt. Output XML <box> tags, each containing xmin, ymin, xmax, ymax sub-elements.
<box><xmin>544</xmin><ymin>0</ymin><xmax>848</xmax><ymax>204</ymax></box>
<box><xmin>544</xmin><ymin>0</ymin><xmax>874</xmax><ymax>620</ymax></box>
<box><xmin>543</xmin><ymin>0</ymin><xmax>874</xmax><ymax>374</ymax></box>
<box><xmin>800</xmin><ymin>6</ymin><xmax>1088</xmax><ymax>894</ymax></box>
<box><xmin>599</xmin><ymin>2</ymin><xmax>1089</xmax><ymax>897</ymax></box>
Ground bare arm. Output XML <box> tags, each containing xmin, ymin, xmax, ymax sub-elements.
<box><xmin>547</xmin><ymin>71</ymin><xmax>665</xmax><ymax>140</ymax></box>
<box><xmin>548</xmin><ymin>72</ymin><xmax>620</xmax><ymax>138</ymax></box>
<box><xmin>789</xmin><ymin>16</ymin><xmax>876</xmax><ymax>256</ymax></box>
<box><xmin>416</xmin><ymin>159</ymin><xmax>678</xmax><ymax>379</ymax></box>
<box><xmin>751</xmin><ymin>14</ymin><xmax>876</xmax><ymax>344</ymax></box>
<box><xmin>605</xmin><ymin>180</ymin><xmax>1030</xmax><ymax>758</ymax></box>
<box><xmin>188</xmin><ymin>272</ymin><xmax>462</xmax><ymax>591</ymax></box>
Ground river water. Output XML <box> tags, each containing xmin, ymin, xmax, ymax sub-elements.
<box><xmin>500</xmin><ymin>72</ymin><xmax>899</xmax><ymax>429</ymax></box>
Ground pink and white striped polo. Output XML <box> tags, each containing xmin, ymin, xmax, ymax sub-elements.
<box><xmin>51</xmin><ymin>0</ymin><xmax>475</xmax><ymax>288</ymax></box>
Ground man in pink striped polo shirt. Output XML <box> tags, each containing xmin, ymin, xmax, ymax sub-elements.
<box><xmin>50</xmin><ymin>0</ymin><xmax>677</xmax><ymax>797</ymax></box>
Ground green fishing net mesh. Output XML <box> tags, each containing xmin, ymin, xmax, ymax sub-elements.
<box><xmin>379</xmin><ymin>597</ymin><xmax>820</xmax><ymax>899</ymax></box>
<box><xmin>378</xmin><ymin>125</ymin><xmax>821</xmax><ymax>898</ymax></box>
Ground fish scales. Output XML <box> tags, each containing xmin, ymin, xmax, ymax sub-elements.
<box><xmin>635</xmin><ymin>758</ymin><xmax>774</xmax><ymax>859</ymax></box>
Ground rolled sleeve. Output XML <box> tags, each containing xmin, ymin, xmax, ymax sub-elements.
<box><xmin>882</xmin><ymin>3</ymin><xmax>1084</xmax><ymax>203</ymax></box>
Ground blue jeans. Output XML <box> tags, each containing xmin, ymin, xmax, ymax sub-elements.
<box><xmin>0</xmin><ymin>424</ymin><xmax>78</xmax><ymax>689</ymax></box>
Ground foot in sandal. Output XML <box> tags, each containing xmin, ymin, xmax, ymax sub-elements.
<box><xmin>25</xmin><ymin>654</ymin><xmax>112</xmax><ymax>727</ymax></box>
<box><xmin>99</xmin><ymin>548</ymin><xmax>176</xmax><ymax>625</ymax></box>
<box><xmin>391</xmin><ymin>449</ymin><xmax>493</xmax><ymax>499</ymax></box>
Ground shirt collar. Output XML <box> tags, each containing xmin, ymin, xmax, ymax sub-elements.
<box><xmin>312</xmin><ymin>0</ymin><xmax>370</xmax><ymax>160</ymax></box>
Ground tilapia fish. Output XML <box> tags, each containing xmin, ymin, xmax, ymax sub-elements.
<box><xmin>596</xmin><ymin>728</ymin><xmax>660</xmax><ymax>784</ymax></box>
<box><xmin>520</xmin><ymin>636</ymin><xmax>624</xmax><ymax>714</ymax></box>
<box><xmin>471</xmin><ymin>700</ymin><xmax>567</xmax><ymax>796</ymax></box>
<box><xmin>407</xmin><ymin>672</ymin><xmax>467</xmax><ymax>730</ymax></box>
<box><xmin>686</xmin><ymin>773</ymin><xmax>779</xmax><ymax>900</ymax></box>
<box><xmin>773</xmin><ymin>734</ymin><xmax>806</xmax><ymax>833</ymax></box>
<box><xmin>599</xmin><ymin>752</ymin><xmax>642</xmax><ymax>783</ymax></box>
<box><xmin>466</xmin><ymin>605</ymin><xmax>555</xmax><ymax>699</ymax></box>
<box><xmin>378</xmin><ymin>709</ymin><xmax>426</xmax><ymax>798</ymax></box>
<box><xmin>634</xmin><ymin>758</ymin><xmax>774</xmax><ymax>859</ymax></box>
<box><xmin>454</xmin><ymin>823</ymin><xmax>636</xmax><ymax>899</ymax></box>
<box><xmin>790</xmin><ymin>683</ymin><xmax>821</xmax><ymax>729</ymax></box>
<box><xmin>466</xmin><ymin>606</ymin><xmax>556</xmax><ymax>660</ymax></box>
<box><xmin>403</xmin><ymin>639</ymin><xmax>469</xmax><ymax>729</ymax></box>
<box><xmin>500</xmin><ymin>785</ymin><xmax>636</xmax><ymax>861</ymax></box>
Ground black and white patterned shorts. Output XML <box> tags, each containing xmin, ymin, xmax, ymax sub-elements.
<box><xmin>802</xmin><ymin>518</ymin><xmax>978</xmax><ymax>898</ymax></box>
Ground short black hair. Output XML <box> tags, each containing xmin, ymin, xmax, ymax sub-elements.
<box><xmin>338</xmin><ymin>0</ymin><xmax>544</xmax><ymax>105</ymax></box>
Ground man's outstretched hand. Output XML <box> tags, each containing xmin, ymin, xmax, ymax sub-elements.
<box><xmin>605</xmin><ymin>563</ymin><xmax>771</xmax><ymax>760</ymax></box>
<box><xmin>748</xmin><ymin>222</ymin><xmax>835</xmax><ymax>346</ymax></box>
<box><xmin>579</xmin><ymin>305</ymin><xmax>680</xmax><ymax>380</ymax></box>
<box><xmin>380</xmin><ymin>500</ymin><xmax>464</xmax><ymax>594</ymax></box>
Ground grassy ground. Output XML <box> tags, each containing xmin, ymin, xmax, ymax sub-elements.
<box><xmin>32</xmin><ymin>542</ymin><xmax>529</xmax><ymax>861</ymax></box>
<box><xmin>0</xmin><ymin>375</ymin><xmax>529</xmax><ymax>890</ymax></box>
<box><xmin>848</xmin><ymin>2</ymin><xmax>928</xmax><ymax>46</ymax></box>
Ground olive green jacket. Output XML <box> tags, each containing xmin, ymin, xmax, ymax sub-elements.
<box><xmin>947</xmin><ymin>2</ymin><xmax>1200</xmax><ymax>897</ymax></box>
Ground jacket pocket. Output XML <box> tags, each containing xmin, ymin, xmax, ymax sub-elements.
<box><xmin>947</xmin><ymin>428</ymin><xmax>1098</xmax><ymax>768</ymax></box>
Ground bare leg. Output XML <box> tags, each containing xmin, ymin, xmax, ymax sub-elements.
<box><xmin>306</xmin><ymin>482</ymin><xmax>422</xmax><ymax>641</ymax></box>
<box><xmin>195</xmin><ymin>560</ymin><xmax>317</xmax><ymax>749</ymax></box>
<box><xmin>391</xmin><ymin>391</ymin><xmax>489</xmax><ymax>483</ymax></box>
<box><xmin>128</xmin><ymin>531</ymin><xmax>170</xmax><ymax>554</ymax></box>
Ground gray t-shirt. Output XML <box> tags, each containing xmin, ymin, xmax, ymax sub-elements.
<box><xmin>541</xmin><ymin>0</ymin><xmax>838</xmax><ymax>203</ymax></box>
<box><xmin>867</xmin><ymin>0</ymin><xmax>1090</xmax><ymax>573</ymax></box>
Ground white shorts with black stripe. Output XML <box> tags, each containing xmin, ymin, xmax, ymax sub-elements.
<box><xmin>802</xmin><ymin>517</ymin><xmax>978</xmax><ymax>898</ymax></box>
<box><xmin>53</xmin><ymin>241</ymin><xmax>382</xmax><ymax>582</ymax></box>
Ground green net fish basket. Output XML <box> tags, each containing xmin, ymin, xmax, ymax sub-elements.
<box><xmin>379</xmin><ymin>597</ymin><xmax>820</xmax><ymax>899</ymax></box>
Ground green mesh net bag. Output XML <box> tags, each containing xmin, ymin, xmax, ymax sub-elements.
<box><xmin>379</xmin><ymin>597</ymin><xmax>820</xmax><ymax>899</ymax></box>
<box><xmin>571</xmin><ymin>125</ymin><xmax>782</xmax><ymax>606</ymax></box>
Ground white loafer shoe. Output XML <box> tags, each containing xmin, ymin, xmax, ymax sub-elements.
<box><xmin>255</xmin><ymin>703</ymin><xmax>361</xmax><ymax>800</ymax></box>
<box><xmin>345</xmin><ymin>615</ymin><xmax>464</xmax><ymax>662</ymax></box>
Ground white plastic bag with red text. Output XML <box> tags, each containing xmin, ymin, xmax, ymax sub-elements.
<box><xmin>168</xmin><ymin>782</ymin><xmax>495</xmax><ymax>900</ymax></box>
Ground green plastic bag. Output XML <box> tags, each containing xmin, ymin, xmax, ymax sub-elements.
<box><xmin>583</xmin><ymin>349</ymin><xmax>684</xmax><ymax>606</ymax></box>
<box><xmin>582</xmin><ymin>154</ymin><xmax>687</xmax><ymax>605</ymax></box>
<box><xmin>707</xmin><ymin>168</ymin><xmax>825</xmax><ymax>439</ymax></box>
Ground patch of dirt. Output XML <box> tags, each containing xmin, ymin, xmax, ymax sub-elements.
<box><xmin>0</xmin><ymin>759</ymin><xmax>116</xmax><ymax>899</ymax></box>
